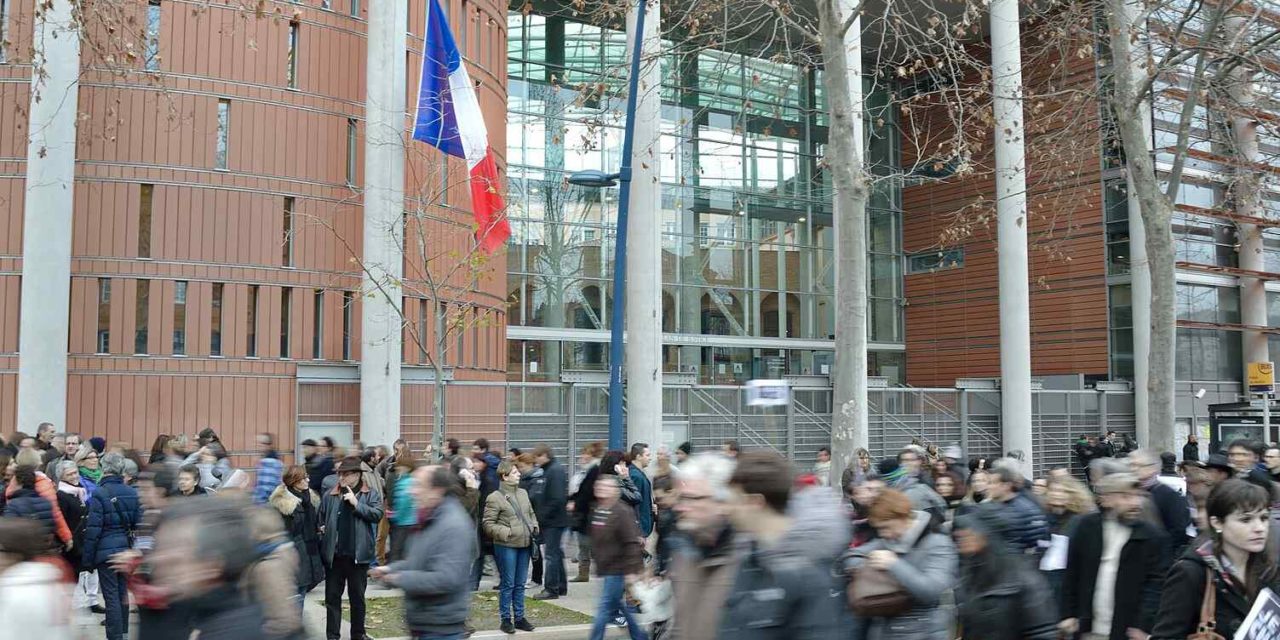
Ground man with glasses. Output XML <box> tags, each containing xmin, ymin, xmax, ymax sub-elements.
<box><xmin>44</xmin><ymin>433</ymin><xmax>81</xmax><ymax>480</ymax></box>
<box><xmin>667</xmin><ymin>453</ymin><xmax>740</xmax><ymax>640</ymax></box>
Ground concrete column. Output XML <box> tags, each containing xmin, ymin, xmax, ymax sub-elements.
<box><xmin>1225</xmin><ymin>17</ymin><xmax>1269</xmax><ymax>375</ymax></box>
<box><xmin>360</xmin><ymin>0</ymin><xmax>407</xmax><ymax>448</ymax></box>
<box><xmin>990</xmin><ymin>0</ymin><xmax>1034</xmax><ymax>475</ymax></box>
<box><xmin>624</xmin><ymin>0</ymin><xmax>663</xmax><ymax>451</ymax></box>
<box><xmin>17</xmin><ymin>0</ymin><xmax>82</xmax><ymax>432</ymax></box>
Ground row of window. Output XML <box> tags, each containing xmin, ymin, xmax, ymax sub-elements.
<box><xmin>211</xmin><ymin>99</ymin><xmax>358</xmax><ymax>183</ymax></box>
<box><xmin>95</xmin><ymin>279</ymin><xmax>352</xmax><ymax>360</ymax></box>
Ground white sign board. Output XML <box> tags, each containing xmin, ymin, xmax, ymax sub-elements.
<box><xmin>746</xmin><ymin>379</ymin><xmax>790</xmax><ymax>407</ymax></box>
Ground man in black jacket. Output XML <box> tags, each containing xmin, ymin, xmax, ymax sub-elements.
<box><xmin>1059</xmin><ymin>472</ymin><xmax>1169</xmax><ymax>640</ymax></box>
<box><xmin>532</xmin><ymin>443</ymin><xmax>571</xmax><ymax>600</ymax></box>
<box><xmin>1130</xmin><ymin>449</ymin><xmax>1191</xmax><ymax>557</ymax></box>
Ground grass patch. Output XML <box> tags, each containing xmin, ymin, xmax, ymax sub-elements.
<box><xmin>344</xmin><ymin>593</ymin><xmax>594</xmax><ymax>638</ymax></box>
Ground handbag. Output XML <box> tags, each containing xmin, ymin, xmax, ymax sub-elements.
<box><xmin>1188</xmin><ymin>571</ymin><xmax>1225</xmax><ymax>640</ymax></box>
<box><xmin>847</xmin><ymin>564</ymin><xmax>913</xmax><ymax>617</ymax></box>
<box><xmin>504</xmin><ymin>493</ymin><xmax>542</xmax><ymax>562</ymax></box>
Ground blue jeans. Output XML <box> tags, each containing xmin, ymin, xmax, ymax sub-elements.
<box><xmin>495</xmin><ymin>544</ymin><xmax>531</xmax><ymax>621</ymax></box>
<box><xmin>590</xmin><ymin>574</ymin><xmax>647</xmax><ymax>640</ymax></box>
<box><xmin>98</xmin><ymin>564</ymin><xmax>130</xmax><ymax>640</ymax></box>
<box><xmin>543</xmin><ymin>526</ymin><xmax>568</xmax><ymax>595</ymax></box>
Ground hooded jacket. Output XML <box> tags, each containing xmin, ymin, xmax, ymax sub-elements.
<box><xmin>847</xmin><ymin>511</ymin><xmax>959</xmax><ymax>640</ymax></box>
<box><xmin>389</xmin><ymin>496</ymin><xmax>478</xmax><ymax>636</ymax></box>
<box><xmin>1149</xmin><ymin>541</ymin><xmax>1280</xmax><ymax>640</ymax></box>
<box><xmin>538</xmin><ymin>456</ymin><xmax>571</xmax><ymax>529</ymax></box>
<box><xmin>318</xmin><ymin>480</ymin><xmax>384</xmax><ymax>565</ymax></box>
<box><xmin>715</xmin><ymin>494</ymin><xmax>850</xmax><ymax>640</ymax></box>
<box><xmin>269</xmin><ymin>484</ymin><xmax>325</xmax><ymax>591</ymax></box>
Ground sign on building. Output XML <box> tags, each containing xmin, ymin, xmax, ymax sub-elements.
<box><xmin>1249</xmin><ymin>362</ymin><xmax>1275</xmax><ymax>394</ymax></box>
<box><xmin>746</xmin><ymin>379</ymin><xmax>790</xmax><ymax>407</ymax></box>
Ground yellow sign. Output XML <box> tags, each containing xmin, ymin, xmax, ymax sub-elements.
<box><xmin>1248</xmin><ymin>362</ymin><xmax>1275</xmax><ymax>389</ymax></box>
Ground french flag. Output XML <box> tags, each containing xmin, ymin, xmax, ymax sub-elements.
<box><xmin>412</xmin><ymin>0</ymin><xmax>510</xmax><ymax>254</ymax></box>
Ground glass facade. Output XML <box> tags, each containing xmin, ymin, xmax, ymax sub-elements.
<box><xmin>504</xmin><ymin>11</ymin><xmax>904</xmax><ymax>384</ymax></box>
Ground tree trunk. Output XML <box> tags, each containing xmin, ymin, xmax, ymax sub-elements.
<box><xmin>820</xmin><ymin>0</ymin><xmax>870</xmax><ymax>485</ymax></box>
<box><xmin>1106</xmin><ymin>0</ymin><xmax>1177</xmax><ymax>451</ymax></box>
<box><xmin>433</xmin><ymin>307</ymin><xmax>448</xmax><ymax>460</ymax></box>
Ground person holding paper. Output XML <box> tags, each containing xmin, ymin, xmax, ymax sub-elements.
<box><xmin>1150</xmin><ymin>479</ymin><xmax>1279</xmax><ymax>640</ymax></box>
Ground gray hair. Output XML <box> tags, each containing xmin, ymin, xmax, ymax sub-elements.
<box><xmin>101</xmin><ymin>451</ymin><xmax>127</xmax><ymax>477</ymax></box>
<box><xmin>1089</xmin><ymin>457</ymin><xmax>1129</xmax><ymax>484</ymax></box>
<box><xmin>55</xmin><ymin>460</ymin><xmax>77</xmax><ymax>479</ymax></box>
<box><xmin>673</xmin><ymin>452</ymin><xmax>736</xmax><ymax>501</ymax></box>
<box><xmin>122</xmin><ymin>458</ymin><xmax>139</xmax><ymax>478</ymax></box>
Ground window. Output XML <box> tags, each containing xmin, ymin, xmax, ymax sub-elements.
<box><xmin>247</xmin><ymin>284</ymin><xmax>259</xmax><ymax>357</ymax></box>
<box><xmin>321</xmin><ymin>0</ymin><xmax>329</xmax><ymax>8</ymax></box>
<box><xmin>342</xmin><ymin>291</ymin><xmax>353</xmax><ymax>360</ymax></box>
<box><xmin>286</xmin><ymin>21</ymin><xmax>299</xmax><ymax>88</ymax></box>
<box><xmin>215</xmin><ymin>99</ymin><xmax>230</xmax><ymax>169</ymax></box>
<box><xmin>350</xmin><ymin>0</ymin><xmax>359</xmax><ymax>17</ymax></box>
<box><xmin>281</xmin><ymin>288</ymin><xmax>292</xmax><ymax>358</ymax></box>
<box><xmin>906</xmin><ymin>248</ymin><xmax>964</xmax><ymax>274</ymax></box>
<box><xmin>283</xmin><ymin>197</ymin><xmax>295</xmax><ymax>266</ymax></box>
<box><xmin>312</xmin><ymin>289</ymin><xmax>324</xmax><ymax>359</ymax></box>
<box><xmin>173</xmin><ymin>281</ymin><xmax>187</xmax><ymax>355</ymax></box>
<box><xmin>346</xmin><ymin>118</ymin><xmax>357</xmax><ymax>185</ymax></box>
<box><xmin>0</xmin><ymin>0</ymin><xmax>9</xmax><ymax>63</ymax></box>
<box><xmin>134</xmin><ymin>280</ymin><xmax>150</xmax><ymax>354</ymax></box>
<box><xmin>145</xmin><ymin>0</ymin><xmax>161</xmax><ymax>71</ymax></box>
<box><xmin>460</xmin><ymin>1</ymin><xmax>467</xmax><ymax>52</ymax></box>
<box><xmin>210</xmin><ymin>283</ymin><xmax>224</xmax><ymax>356</ymax></box>
<box><xmin>96</xmin><ymin>279</ymin><xmax>111</xmax><ymax>354</ymax></box>
<box><xmin>138</xmin><ymin>184</ymin><xmax>154</xmax><ymax>258</ymax></box>
<box><xmin>418</xmin><ymin>299</ymin><xmax>428</xmax><ymax>363</ymax></box>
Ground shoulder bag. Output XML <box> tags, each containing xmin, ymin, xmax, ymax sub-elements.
<box><xmin>1189</xmin><ymin>571</ymin><xmax>1225</xmax><ymax>640</ymax></box>
<box><xmin>847</xmin><ymin>562</ymin><xmax>912</xmax><ymax>617</ymax></box>
<box><xmin>504</xmin><ymin>493</ymin><xmax>542</xmax><ymax>562</ymax></box>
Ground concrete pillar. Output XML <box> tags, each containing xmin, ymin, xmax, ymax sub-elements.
<box><xmin>624</xmin><ymin>0</ymin><xmax>663</xmax><ymax>452</ymax></box>
<box><xmin>360</xmin><ymin>0</ymin><xmax>407</xmax><ymax>448</ymax></box>
<box><xmin>1120</xmin><ymin>0</ymin><xmax>1153</xmax><ymax>445</ymax></box>
<box><xmin>990</xmin><ymin>0</ymin><xmax>1034</xmax><ymax>475</ymax></box>
<box><xmin>1225</xmin><ymin>17</ymin><xmax>1269</xmax><ymax>376</ymax></box>
<box><xmin>17</xmin><ymin>0</ymin><xmax>82</xmax><ymax>432</ymax></box>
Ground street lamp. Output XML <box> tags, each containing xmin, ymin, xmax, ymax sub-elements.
<box><xmin>566</xmin><ymin>0</ymin><xmax>649</xmax><ymax>452</ymax></box>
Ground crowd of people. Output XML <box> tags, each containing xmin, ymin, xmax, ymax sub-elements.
<box><xmin>4</xmin><ymin>424</ymin><xmax>1280</xmax><ymax>640</ymax></box>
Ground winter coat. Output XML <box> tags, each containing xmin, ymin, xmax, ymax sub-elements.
<box><xmin>483</xmin><ymin>484</ymin><xmax>539</xmax><ymax>548</ymax></box>
<box><xmin>715</xmin><ymin>508</ymin><xmax>850</xmax><ymax>640</ymax></box>
<box><xmin>1074</xmin><ymin>440</ymin><xmax>1097</xmax><ymax>469</ymax></box>
<box><xmin>847</xmin><ymin>511</ymin><xmax>959</xmax><ymax>640</ymax></box>
<box><xmin>1061</xmin><ymin>512</ymin><xmax>1169</xmax><ymax>640</ymax></box>
<box><xmin>590</xmin><ymin>501</ymin><xmax>644</xmax><ymax>576</ymax></box>
<box><xmin>990</xmin><ymin>490</ymin><xmax>1050</xmax><ymax>554</ymax></box>
<box><xmin>667</xmin><ymin>527</ymin><xmax>745</xmax><ymax>640</ymax></box>
<box><xmin>55</xmin><ymin>489</ymin><xmax>86</xmax><ymax>571</ymax></box>
<box><xmin>389</xmin><ymin>474</ymin><xmax>418</xmax><ymax>528</ymax></box>
<box><xmin>478</xmin><ymin>451</ymin><xmax>502</xmax><ymax>497</ymax></box>
<box><xmin>0</xmin><ymin>561</ymin><xmax>74</xmax><ymax>640</ymax></box>
<box><xmin>538</xmin><ymin>456</ymin><xmax>571</xmax><ymax>529</ymax></box>
<box><xmin>1182</xmin><ymin>441</ymin><xmax>1201</xmax><ymax>463</ymax></box>
<box><xmin>1149</xmin><ymin>541</ymin><xmax>1280</xmax><ymax>640</ymax></box>
<box><xmin>629</xmin><ymin>463</ymin><xmax>655</xmax><ymax>537</ymax></box>
<box><xmin>245</xmin><ymin>540</ymin><xmax>304</xmax><ymax>639</ymax></box>
<box><xmin>519</xmin><ymin>468</ymin><xmax>548</xmax><ymax>527</ymax></box>
<box><xmin>306</xmin><ymin>454</ymin><xmax>334</xmax><ymax>494</ymax></box>
<box><xmin>1146</xmin><ymin>481</ymin><xmax>1191</xmax><ymax>556</ymax></box>
<box><xmin>572</xmin><ymin>465</ymin><xmax>640</xmax><ymax>533</ymax></box>
<box><xmin>890</xmin><ymin>475</ymin><xmax>946</xmax><ymax>529</ymax></box>
<box><xmin>81</xmin><ymin>475</ymin><xmax>141</xmax><ymax>567</ymax></box>
<box><xmin>3</xmin><ymin>488</ymin><xmax>57</xmax><ymax>544</ymax></box>
<box><xmin>389</xmin><ymin>496</ymin><xmax>478</xmax><ymax>636</ymax></box>
<box><xmin>956</xmin><ymin>552</ymin><xmax>1059</xmax><ymax>640</ymax></box>
<box><xmin>7</xmin><ymin>473</ymin><xmax>72</xmax><ymax>544</ymax></box>
<box><xmin>269</xmin><ymin>484</ymin><xmax>325</xmax><ymax>591</ymax></box>
<box><xmin>318</xmin><ymin>481</ymin><xmax>383</xmax><ymax>565</ymax></box>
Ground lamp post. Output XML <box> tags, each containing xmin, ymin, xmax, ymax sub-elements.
<box><xmin>566</xmin><ymin>0</ymin><xmax>649</xmax><ymax>452</ymax></box>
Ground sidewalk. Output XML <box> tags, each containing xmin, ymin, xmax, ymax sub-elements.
<box><xmin>305</xmin><ymin>572</ymin><xmax>626</xmax><ymax>639</ymax></box>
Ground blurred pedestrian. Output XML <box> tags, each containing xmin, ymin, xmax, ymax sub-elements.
<box><xmin>371</xmin><ymin>465</ymin><xmax>477</xmax><ymax>640</ymax></box>
<box><xmin>933</xmin><ymin>470</ymin><xmax>965</xmax><ymax>531</ymax></box>
<box><xmin>387</xmin><ymin>455</ymin><xmax>420</xmax><ymax>563</ymax></box>
<box><xmin>3</xmin><ymin>465</ymin><xmax>56</xmax><ymax>549</ymax></box>
<box><xmin>877</xmin><ymin>456</ymin><xmax>946</xmax><ymax>527</ymax></box>
<box><xmin>532</xmin><ymin>443</ymin><xmax>570</xmax><ymax>600</ymax></box>
<box><xmin>570</xmin><ymin>442</ymin><xmax>604</xmax><ymax>581</ymax></box>
<box><xmin>1043</xmin><ymin>474</ymin><xmax>1094</xmax><ymax>601</ymax></box>
<box><xmin>483</xmin><ymin>459</ymin><xmax>539</xmax><ymax>634</ymax></box>
<box><xmin>8</xmin><ymin>449</ymin><xmax>72</xmax><ymax>550</ymax></box>
<box><xmin>82</xmin><ymin>452</ymin><xmax>140</xmax><ymax>640</ymax></box>
<box><xmin>307</xmin><ymin>437</ymin><xmax>336</xmax><ymax>494</ymax></box>
<box><xmin>628</xmin><ymin>443</ymin><xmax>656</xmax><ymax>539</ymax></box>
<box><xmin>846</xmin><ymin>488</ymin><xmax>958</xmax><ymax>640</ymax></box>
<box><xmin>953</xmin><ymin>505</ymin><xmax>1058</xmax><ymax>640</ymax></box>
<box><xmin>375</xmin><ymin>439</ymin><xmax>411</xmax><ymax>563</ymax></box>
<box><xmin>586</xmin><ymin>474</ymin><xmax>645</xmax><ymax>640</ymax></box>
<box><xmin>1157</xmin><ymin>451</ymin><xmax>1187</xmax><ymax>495</ymax></box>
<box><xmin>44</xmin><ymin>432</ymin><xmax>80</xmax><ymax>480</ymax></box>
<box><xmin>666</xmin><ymin>453</ymin><xmax>739</xmax><ymax>640</ymax></box>
<box><xmin>254</xmin><ymin>432</ymin><xmax>285</xmax><ymax>505</ymax></box>
<box><xmin>717</xmin><ymin>452</ymin><xmax>847</xmax><ymax>639</ymax></box>
<box><xmin>1058</xmin><ymin>472</ymin><xmax>1167</xmax><ymax>640</ymax></box>
<box><xmin>0</xmin><ymin>519</ymin><xmax>74</xmax><ymax>640</ymax></box>
<box><xmin>320</xmin><ymin>456</ymin><xmax>384</xmax><ymax>640</ymax></box>
<box><xmin>1150</xmin><ymin>479</ymin><xmax>1278</xmax><ymax>639</ymax></box>
<box><xmin>840</xmin><ymin>447</ymin><xmax>875</xmax><ymax>492</ymax></box>
<box><xmin>1130</xmin><ymin>449</ymin><xmax>1191</xmax><ymax>556</ymax></box>
<box><xmin>984</xmin><ymin>462</ymin><xmax>1049</xmax><ymax>556</ymax></box>
<box><xmin>270</xmin><ymin>464</ymin><xmax>325</xmax><ymax>604</ymax></box>
<box><xmin>247</xmin><ymin>506</ymin><xmax>305</xmax><ymax>639</ymax></box>
<box><xmin>174</xmin><ymin>464</ymin><xmax>210</xmax><ymax>497</ymax></box>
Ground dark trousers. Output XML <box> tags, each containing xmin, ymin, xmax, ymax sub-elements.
<box><xmin>325</xmin><ymin>555</ymin><xmax>369</xmax><ymax>640</ymax></box>
<box><xmin>543</xmin><ymin>526</ymin><xmax>568</xmax><ymax>595</ymax></box>
<box><xmin>98</xmin><ymin>564</ymin><xmax>130</xmax><ymax>640</ymax></box>
<box><xmin>389</xmin><ymin>525</ymin><xmax>412</xmax><ymax>563</ymax></box>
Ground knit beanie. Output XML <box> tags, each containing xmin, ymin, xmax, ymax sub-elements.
<box><xmin>89</xmin><ymin>437</ymin><xmax>106</xmax><ymax>455</ymax></box>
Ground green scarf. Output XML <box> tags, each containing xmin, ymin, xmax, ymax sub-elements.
<box><xmin>79</xmin><ymin>465</ymin><xmax>103</xmax><ymax>483</ymax></box>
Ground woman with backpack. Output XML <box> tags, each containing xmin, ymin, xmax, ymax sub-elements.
<box><xmin>82</xmin><ymin>452</ymin><xmax>140</xmax><ymax>640</ymax></box>
<box><xmin>1150</xmin><ymin>479</ymin><xmax>1280</xmax><ymax>639</ymax></box>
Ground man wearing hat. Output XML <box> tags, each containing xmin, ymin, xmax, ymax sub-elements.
<box><xmin>320</xmin><ymin>456</ymin><xmax>385</xmax><ymax>640</ymax></box>
<box><xmin>1059</xmin><ymin>472</ymin><xmax>1169</xmax><ymax>640</ymax></box>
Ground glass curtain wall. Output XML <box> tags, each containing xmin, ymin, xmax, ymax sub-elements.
<box><xmin>505</xmin><ymin>11</ymin><xmax>904</xmax><ymax>383</ymax></box>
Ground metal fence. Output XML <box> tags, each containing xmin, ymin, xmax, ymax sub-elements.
<box><xmin>447</xmin><ymin>381</ymin><xmax>1138</xmax><ymax>478</ymax></box>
